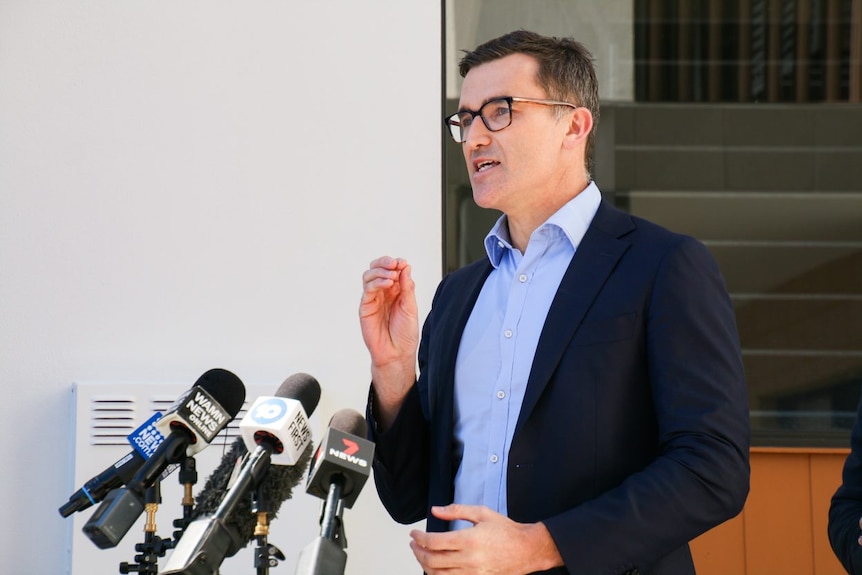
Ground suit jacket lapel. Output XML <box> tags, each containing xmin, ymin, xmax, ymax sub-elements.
<box><xmin>516</xmin><ymin>200</ymin><xmax>634</xmax><ymax>434</ymax></box>
<box><xmin>432</xmin><ymin>259</ymin><xmax>493</xmax><ymax>444</ymax></box>
<box><xmin>437</xmin><ymin>262</ymin><xmax>492</xmax><ymax>389</ymax></box>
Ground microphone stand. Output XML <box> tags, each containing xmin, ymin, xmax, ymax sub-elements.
<box><xmin>119</xmin><ymin>456</ymin><xmax>197</xmax><ymax>575</ymax></box>
<box><xmin>172</xmin><ymin>457</ymin><xmax>199</xmax><ymax>543</ymax></box>
<box><xmin>295</xmin><ymin>476</ymin><xmax>347</xmax><ymax>575</ymax></box>
<box><xmin>320</xmin><ymin>478</ymin><xmax>347</xmax><ymax>546</ymax></box>
<box><xmin>252</xmin><ymin>481</ymin><xmax>286</xmax><ymax>575</ymax></box>
<box><xmin>119</xmin><ymin>483</ymin><xmax>168</xmax><ymax>574</ymax></box>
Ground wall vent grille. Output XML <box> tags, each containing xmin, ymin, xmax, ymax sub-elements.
<box><xmin>85</xmin><ymin>392</ymin><xmax>250</xmax><ymax>448</ymax></box>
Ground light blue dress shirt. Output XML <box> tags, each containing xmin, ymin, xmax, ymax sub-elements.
<box><xmin>450</xmin><ymin>182</ymin><xmax>601</xmax><ymax>530</ymax></box>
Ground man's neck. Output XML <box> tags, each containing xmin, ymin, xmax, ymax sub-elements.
<box><xmin>505</xmin><ymin>178</ymin><xmax>591</xmax><ymax>252</ymax></box>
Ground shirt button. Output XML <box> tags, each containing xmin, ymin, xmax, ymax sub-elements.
<box><xmin>496</xmin><ymin>390</ymin><xmax>505</xmax><ymax>399</ymax></box>
<box><xmin>490</xmin><ymin>454</ymin><xmax>499</xmax><ymax>463</ymax></box>
<box><xmin>504</xmin><ymin>329</ymin><xmax>513</xmax><ymax>338</ymax></box>
<box><xmin>519</xmin><ymin>274</ymin><xmax>528</xmax><ymax>283</ymax></box>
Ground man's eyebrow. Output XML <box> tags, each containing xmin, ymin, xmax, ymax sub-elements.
<box><xmin>458</xmin><ymin>95</ymin><xmax>508</xmax><ymax>113</ymax></box>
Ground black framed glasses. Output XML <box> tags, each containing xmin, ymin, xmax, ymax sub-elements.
<box><xmin>444</xmin><ymin>96</ymin><xmax>579</xmax><ymax>143</ymax></box>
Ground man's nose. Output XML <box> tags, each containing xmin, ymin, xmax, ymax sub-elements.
<box><xmin>463</xmin><ymin>117</ymin><xmax>492</xmax><ymax>149</ymax></box>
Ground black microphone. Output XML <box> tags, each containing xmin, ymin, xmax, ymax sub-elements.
<box><xmin>295</xmin><ymin>409</ymin><xmax>375</xmax><ymax>575</ymax></box>
<box><xmin>159</xmin><ymin>372</ymin><xmax>321</xmax><ymax>575</ymax></box>
<box><xmin>59</xmin><ymin>450</ymin><xmax>146</xmax><ymax>518</ymax></box>
<box><xmin>60</xmin><ymin>411</ymin><xmax>169</xmax><ymax>517</ymax></box>
<box><xmin>82</xmin><ymin>368</ymin><xmax>246</xmax><ymax>549</ymax></box>
<box><xmin>305</xmin><ymin>409</ymin><xmax>373</xmax><ymax>509</ymax></box>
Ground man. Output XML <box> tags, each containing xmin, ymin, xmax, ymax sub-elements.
<box><xmin>359</xmin><ymin>30</ymin><xmax>750</xmax><ymax>574</ymax></box>
<box><xmin>829</xmin><ymin>394</ymin><xmax>862</xmax><ymax>573</ymax></box>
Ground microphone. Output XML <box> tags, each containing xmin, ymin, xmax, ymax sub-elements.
<box><xmin>305</xmin><ymin>409</ymin><xmax>373</xmax><ymax>509</ymax></box>
<box><xmin>295</xmin><ymin>409</ymin><xmax>375</xmax><ymax>575</ymax></box>
<box><xmin>59</xmin><ymin>451</ymin><xmax>146</xmax><ymax>518</ymax></box>
<box><xmin>82</xmin><ymin>368</ymin><xmax>246</xmax><ymax>549</ymax></box>
<box><xmin>59</xmin><ymin>413</ymin><xmax>167</xmax><ymax>518</ymax></box>
<box><xmin>159</xmin><ymin>372</ymin><xmax>321</xmax><ymax>575</ymax></box>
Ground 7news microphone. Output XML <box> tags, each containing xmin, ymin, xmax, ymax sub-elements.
<box><xmin>81</xmin><ymin>368</ymin><xmax>247</xmax><ymax>549</ymax></box>
<box><xmin>159</xmin><ymin>372</ymin><xmax>321</xmax><ymax>575</ymax></box>
<box><xmin>295</xmin><ymin>408</ymin><xmax>375</xmax><ymax>575</ymax></box>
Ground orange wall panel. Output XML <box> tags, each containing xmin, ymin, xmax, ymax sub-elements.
<box><xmin>691</xmin><ymin>448</ymin><xmax>850</xmax><ymax>575</ymax></box>
<box><xmin>690</xmin><ymin>512</ymin><xmax>746</xmax><ymax>574</ymax></box>
<box><xmin>745</xmin><ymin>452</ymin><xmax>815</xmax><ymax>574</ymax></box>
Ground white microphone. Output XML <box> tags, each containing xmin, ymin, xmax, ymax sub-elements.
<box><xmin>240</xmin><ymin>391</ymin><xmax>313</xmax><ymax>465</ymax></box>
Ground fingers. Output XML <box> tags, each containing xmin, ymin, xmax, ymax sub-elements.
<box><xmin>410</xmin><ymin>529</ymin><xmax>467</xmax><ymax>574</ymax></box>
<box><xmin>431</xmin><ymin>503</ymin><xmax>491</xmax><ymax>525</ymax></box>
<box><xmin>361</xmin><ymin>257</ymin><xmax>412</xmax><ymax>300</ymax></box>
<box><xmin>410</xmin><ymin>537</ymin><xmax>460</xmax><ymax>574</ymax></box>
<box><xmin>365</xmin><ymin>256</ymin><xmax>409</xmax><ymax>281</ymax></box>
<box><xmin>361</xmin><ymin>261</ymin><xmax>398</xmax><ymax>292</ymax></box>
<box><xmin>369</xmin><ymin>255</ymin><xmax>408</xmax><ymax>269</ymax></box>
<box><xmin>410</xmin><ymin>528</ymin><xmax>461</xmax><ymax>552</ymax></box>
<box><xmin>409</xmin><ymin>506</ymin><xmax>494</xmax><ymax>555</ymax></box>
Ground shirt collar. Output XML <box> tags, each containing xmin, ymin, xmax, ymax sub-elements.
<box><xmin>483</xmin><ymin>181</ymin><xmax>602</xmax><ymax>268</ymax></box>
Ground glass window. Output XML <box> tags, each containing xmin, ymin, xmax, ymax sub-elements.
<box><xmin>443</xmin><ymin>0</ymin><xmax>862</xmax><ymax>447</ymax></box>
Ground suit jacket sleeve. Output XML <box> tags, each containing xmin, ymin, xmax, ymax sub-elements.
<box><xmin>366</xmin><ymin>381</ymin><xmax>432</xmax><ymax>525</ymax></box>
<box><xmin>829</xmin><ymin>394</ymin><xmax>862</xmax><ymax>573</ymax></box>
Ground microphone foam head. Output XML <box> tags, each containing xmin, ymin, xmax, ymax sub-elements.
<box><xmin>195</xmin><ymin>368</ymin><xmax>247</xmax><ymax>419</ymax></box>
<box><xmin>275</xmin><ymin>372</ymin><xmax>321</xmax><ymax>417</ymax></box>
<box><xmin>328</xmin><ymin>408</ymin><xmax>366</xmax><ymax>437</ymax></box>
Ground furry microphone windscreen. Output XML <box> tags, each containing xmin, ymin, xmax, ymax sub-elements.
<box><xmin>191</xmin><ymin>437</ymin><xmax>314</xmax><ymax>554</ymax></box>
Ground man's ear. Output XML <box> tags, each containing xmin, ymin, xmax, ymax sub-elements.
<box><xmin>563</xmin><ymin>107</ymin><xmax>593</xmax><ymax>150</ymax></box>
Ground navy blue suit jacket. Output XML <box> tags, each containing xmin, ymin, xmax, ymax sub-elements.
<box><xmin>829</xmin><ymin>392</ymin><xmax>862</xmax><ymax>573</ymax></box>
<box><xmin>369</xmin><ymin>199</ymin><xmax>750</xmax><ymax>575</ymax></box>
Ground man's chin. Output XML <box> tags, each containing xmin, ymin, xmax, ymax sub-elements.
<box><xmin>471</xmin><ymin>187</ymin><xmax>500</xmax><ymax>210</ymax></box>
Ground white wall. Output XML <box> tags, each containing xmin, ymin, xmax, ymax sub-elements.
<box><xmin>0</xmin><ymin>2</ymin><xmax>441</xmax><ymax>574</ymax></box>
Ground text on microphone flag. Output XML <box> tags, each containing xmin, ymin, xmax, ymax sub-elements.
<box><xmin>127</xmin><ymin>412</ymin><xmax>166</xmax><ymax>459</ymax></box>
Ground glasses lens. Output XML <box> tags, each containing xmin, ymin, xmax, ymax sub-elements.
<box><xmin>446</xmin><ymin>114</ymin><xmax>466</xmax><ymax>142</ymax></box>
<box><xmin>480</xmin><ymin>98</ymin><xmax>512</xmax><ymax>132</ymax></box>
